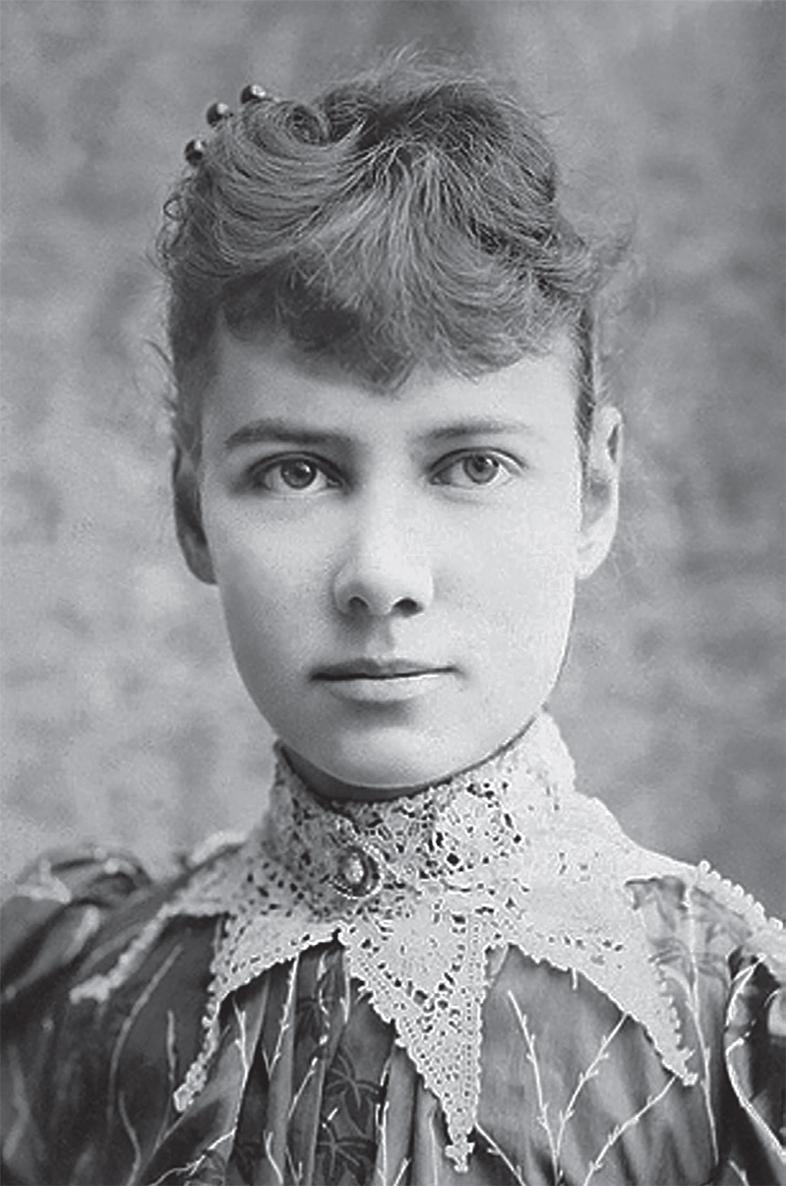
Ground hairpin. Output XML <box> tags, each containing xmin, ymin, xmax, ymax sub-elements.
<box><xmin>183</xmin><ymin>99</ymin><xmax>233</xmax><ymax>164</ymax></box>
<box><xmin>184</xmin><ymin>85</ymin><xmax>281</xmax><ymax>165</ymax></box>
<box><xmin>240</xmin><ymin>84</ymin><xmax>270</xmax><ymax>104</ymax></box>
<box><xmin>206</xmin><ymin>101</ymin><xmax>233</xmax><ymax>126</ymax></box>
<box><xmin>183</xmin><ymin>137</ymin><xmax>207</xmax><ymax>166</ymax></box>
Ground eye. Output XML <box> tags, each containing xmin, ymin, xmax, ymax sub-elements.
<box><xmin>248</xmin><ymin>456</ymin><xmax>339</xmax><ymax>495</ymax></box>
<box><xmin>432</xmin><ymin>451</ymin><xmax>518</xmax><ymax>489</ymax></box>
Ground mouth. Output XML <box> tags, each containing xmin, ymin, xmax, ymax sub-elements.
<box><xmin>313</xmin><ymin>659</ymin><xmax>454</xmax><ymax>704</ymax></box>
<box><xmin>314</xmin><ymin>659</ymin><xmax>452</xmax><ymax>681</ymax></box>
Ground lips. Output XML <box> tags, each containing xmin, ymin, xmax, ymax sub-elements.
<box><xmin>314</xmin><ymin>659</ymin><xmax>451</xmax><ymax>680</ymax></box>
<box><xmin>312</xmin><ymin>660</ymin><xmax>454</xmax><ymax>705</ymax></box>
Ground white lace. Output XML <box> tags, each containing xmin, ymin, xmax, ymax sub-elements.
<box><xmin>71</xmin><ymin>713</ymin><xmax>776</xmax><ymax>1171</ymax></box>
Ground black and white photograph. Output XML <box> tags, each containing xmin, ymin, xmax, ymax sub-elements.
<box><xmin>1</xmin><ymin>3</ymin><xmax>784</xmax><ymax>1183</ymax></box>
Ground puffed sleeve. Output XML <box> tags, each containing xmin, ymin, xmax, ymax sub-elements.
<box><xmin>633</xmin><ymin>868</ymin><xmax>785</xmax><ymax>1184</ymax></box>
<box><xmin>716</xmin><ymin>932</ymin><xmax>786</xmax><ymax>1184</ymax></box>
<box><xmin>1</xmin><ymin>846</ymin><xmax>151</xmax><ymax>1185</ymax></box>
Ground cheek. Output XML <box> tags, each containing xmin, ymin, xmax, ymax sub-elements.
<box><xmin>473</xmin><ymin>552</ymin><xmax>576</xmax><ymax>655</ymax></box>
<box><xmin>206</xmin><ymin>491</ymin><xmax>321</xmax><ymax>584</ymax></box>
<box><xmin>203</xmin><ymin>503</ymin><xmax>324</xmax><ymax>660</ymax></box>
<box><xmin>454</xmin><ymin>495</ymin><xmax>580</xmax><ymax>688</ymax></box>
<box><xmin>451</xmin><ymin>487</ymin><xmax>580</xmax><ymax>607</ymax></box>
<box><xmin>210</xmin><ymin>543</ymin><xmax>318</xmax><ymax>723</ymax></box>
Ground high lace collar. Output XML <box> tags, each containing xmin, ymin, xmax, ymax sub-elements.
<box><xmin>264</xmin><ymin>712</ymin><xmax>576</xmax><ymax>913</ymax></box>
<box><xmin>73</xmin><ymin>712</ymin><xmax>712</xmax><ymax>1171</ymax></box>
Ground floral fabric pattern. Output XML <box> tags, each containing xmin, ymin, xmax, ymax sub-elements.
<box><xmin>2</xmin><ymin>718</ymin><xmax>784</xmax><ymax>1186</ymax></box>
<box><xmin>2</xmin><ymin>847</ymin><xmax>784</xmax><ymax>1185</ymax></box>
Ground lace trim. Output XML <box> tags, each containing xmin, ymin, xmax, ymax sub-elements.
<box><xmin>69</xmin><ymin>713</ymin><xmax>782</xmax><ymax>1172</ymax></box>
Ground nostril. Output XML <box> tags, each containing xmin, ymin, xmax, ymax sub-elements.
<box><xmin>334</xmin><ymin>565</ymin><xmax>434</xmax><ymax>617</ymax></box>
<box><xmin>397</xmin><ymin>597</ymin><xmax>420</xmax><ymax>616</ymax></box>
<box><xmin>343</xmin><ymin>593</ymin><xmax>422</xmax><ymax>616</ymax></box>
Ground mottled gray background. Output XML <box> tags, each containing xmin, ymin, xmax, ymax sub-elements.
<box><xmin>1</xmin><ymin>1</ymin><xmax>784</xmax><ymax>913</ymax></box>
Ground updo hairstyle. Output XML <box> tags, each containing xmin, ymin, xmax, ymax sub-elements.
<box><xmin>158</xmin><ymin>54</ymin><xmax>617</xmax><ymax>464</ymax></box>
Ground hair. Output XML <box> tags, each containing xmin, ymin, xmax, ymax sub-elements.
<box><xmin>158</xmin><ymin>52</ymin><xmax>621</xmax><ymax>464</ymax></box>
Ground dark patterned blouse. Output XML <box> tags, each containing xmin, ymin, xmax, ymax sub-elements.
<box><xmin>2</xmin><ymin>717</ymin><xmax>784</xmax><ymax>1186</ymax></box>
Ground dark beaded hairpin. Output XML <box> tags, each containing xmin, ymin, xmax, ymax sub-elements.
<box><xmin>183</xmin><ymin>138</ymin><xmax>206</xmax><ymax>166</ymax></box>
<box><xmin>240</xmin><ymin>84</ymin><xmax>270</xmax><ymax>104</ymax></box>
<box><xmin>184</xmin><ymin>84</ymin><xmax>276</xmax><ymax>165</ymax></box>
<box><xmin>206</xmin><ymin>101</ymin><xmax>232</xmax><ymax>126</ymax></box>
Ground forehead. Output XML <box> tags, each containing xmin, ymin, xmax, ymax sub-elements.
<box><xmin>201</xmin><ymin>328</ymin><xmax>579</xmax><ymax>452</ymax></box>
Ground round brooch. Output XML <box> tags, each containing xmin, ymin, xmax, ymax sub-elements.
<box><xmin>331</xmin><ymin>843</ymin><xmax>384</xmax><ymax>900</ymax></box>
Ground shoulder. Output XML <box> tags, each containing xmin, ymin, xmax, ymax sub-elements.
<box><xmin>0</xmin><ymin>842</ymin><xmax>238</xmax><ymax>1186</ymax></box>
<box><xmin>1</xmin><ymin>846</ymin><xmax>155</xmax><ymax>1007</ymax></box>
<box><xmin>551</xmin><ymin>784</ymin><xmax>785</xmax><ymax>985</ymax></box>
<box><xmin>628</xmin><ymin>861</ymin><xmax>786</xmax><ymax>1169</ymax></box>
<box><xmin>627</xmin><ymin>862</ymin><xmax>785</xmax><ymax>975</ymax></box>
<box><xmin>0</xmin><ymin>838</ymin><xmax>241</xmax><ymax>1013</ymax></box>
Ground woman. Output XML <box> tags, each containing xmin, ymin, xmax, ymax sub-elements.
<box><xmin>2</xmin><ymin>57</ymin><xmax>783</xmax><ymax>1186</ymax></box>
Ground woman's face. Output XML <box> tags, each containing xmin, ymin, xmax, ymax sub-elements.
<box><xmin>186</xmin><ymin>330</ymin><xmax>619</xmax><ymax>799</ymax></box>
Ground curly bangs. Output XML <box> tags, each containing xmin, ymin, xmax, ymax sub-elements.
<box><xmin>158</xmin><ymin>55</ymin><xmax>615</xmax><ymax>456</ymax></box>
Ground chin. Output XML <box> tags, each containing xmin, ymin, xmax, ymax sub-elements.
<box><xmin>314</xmin><ymin>720</ymin><xmax>511</xmax><ymax>798</ymax></box>
<box><xmin>313</xmin><ymin>729</ymin><xmax>461</xmax><ymax>796</ymax></box>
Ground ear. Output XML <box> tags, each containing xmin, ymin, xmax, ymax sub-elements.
<box><xmin>172</xmin><ymin>446</ymin><xmax>216</xmax><ymax>585</ymax></box>
<box><xmin>576</xmin><ymin>406</ymin><xmax>622</xmax><ymax>580</ymax></box>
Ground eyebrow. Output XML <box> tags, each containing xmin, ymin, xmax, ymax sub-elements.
<box><xmin>223</xmin><ymin>420</ymin><xmax>349</xmax><ymax>452</ymax></box>
<box><xmin>222</xmin><ymin>416</ymin><xmax>543</xmax><ymax>453</ymax></box>
<box><xmin>425</xmin><ymin>417</ymin><xmax>543</xmax><ymax>443</ymax></box>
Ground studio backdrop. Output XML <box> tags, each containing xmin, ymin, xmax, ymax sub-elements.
<box><xmin>1</xmin><ymin>0</ymin><xmax>784</xmax><ymax>912</ymax></box>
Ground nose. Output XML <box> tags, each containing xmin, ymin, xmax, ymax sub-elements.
<box><xmin>332</xmin><ymin>503</ymin><xmax>434</xmax><ymax>618</ymax></box>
